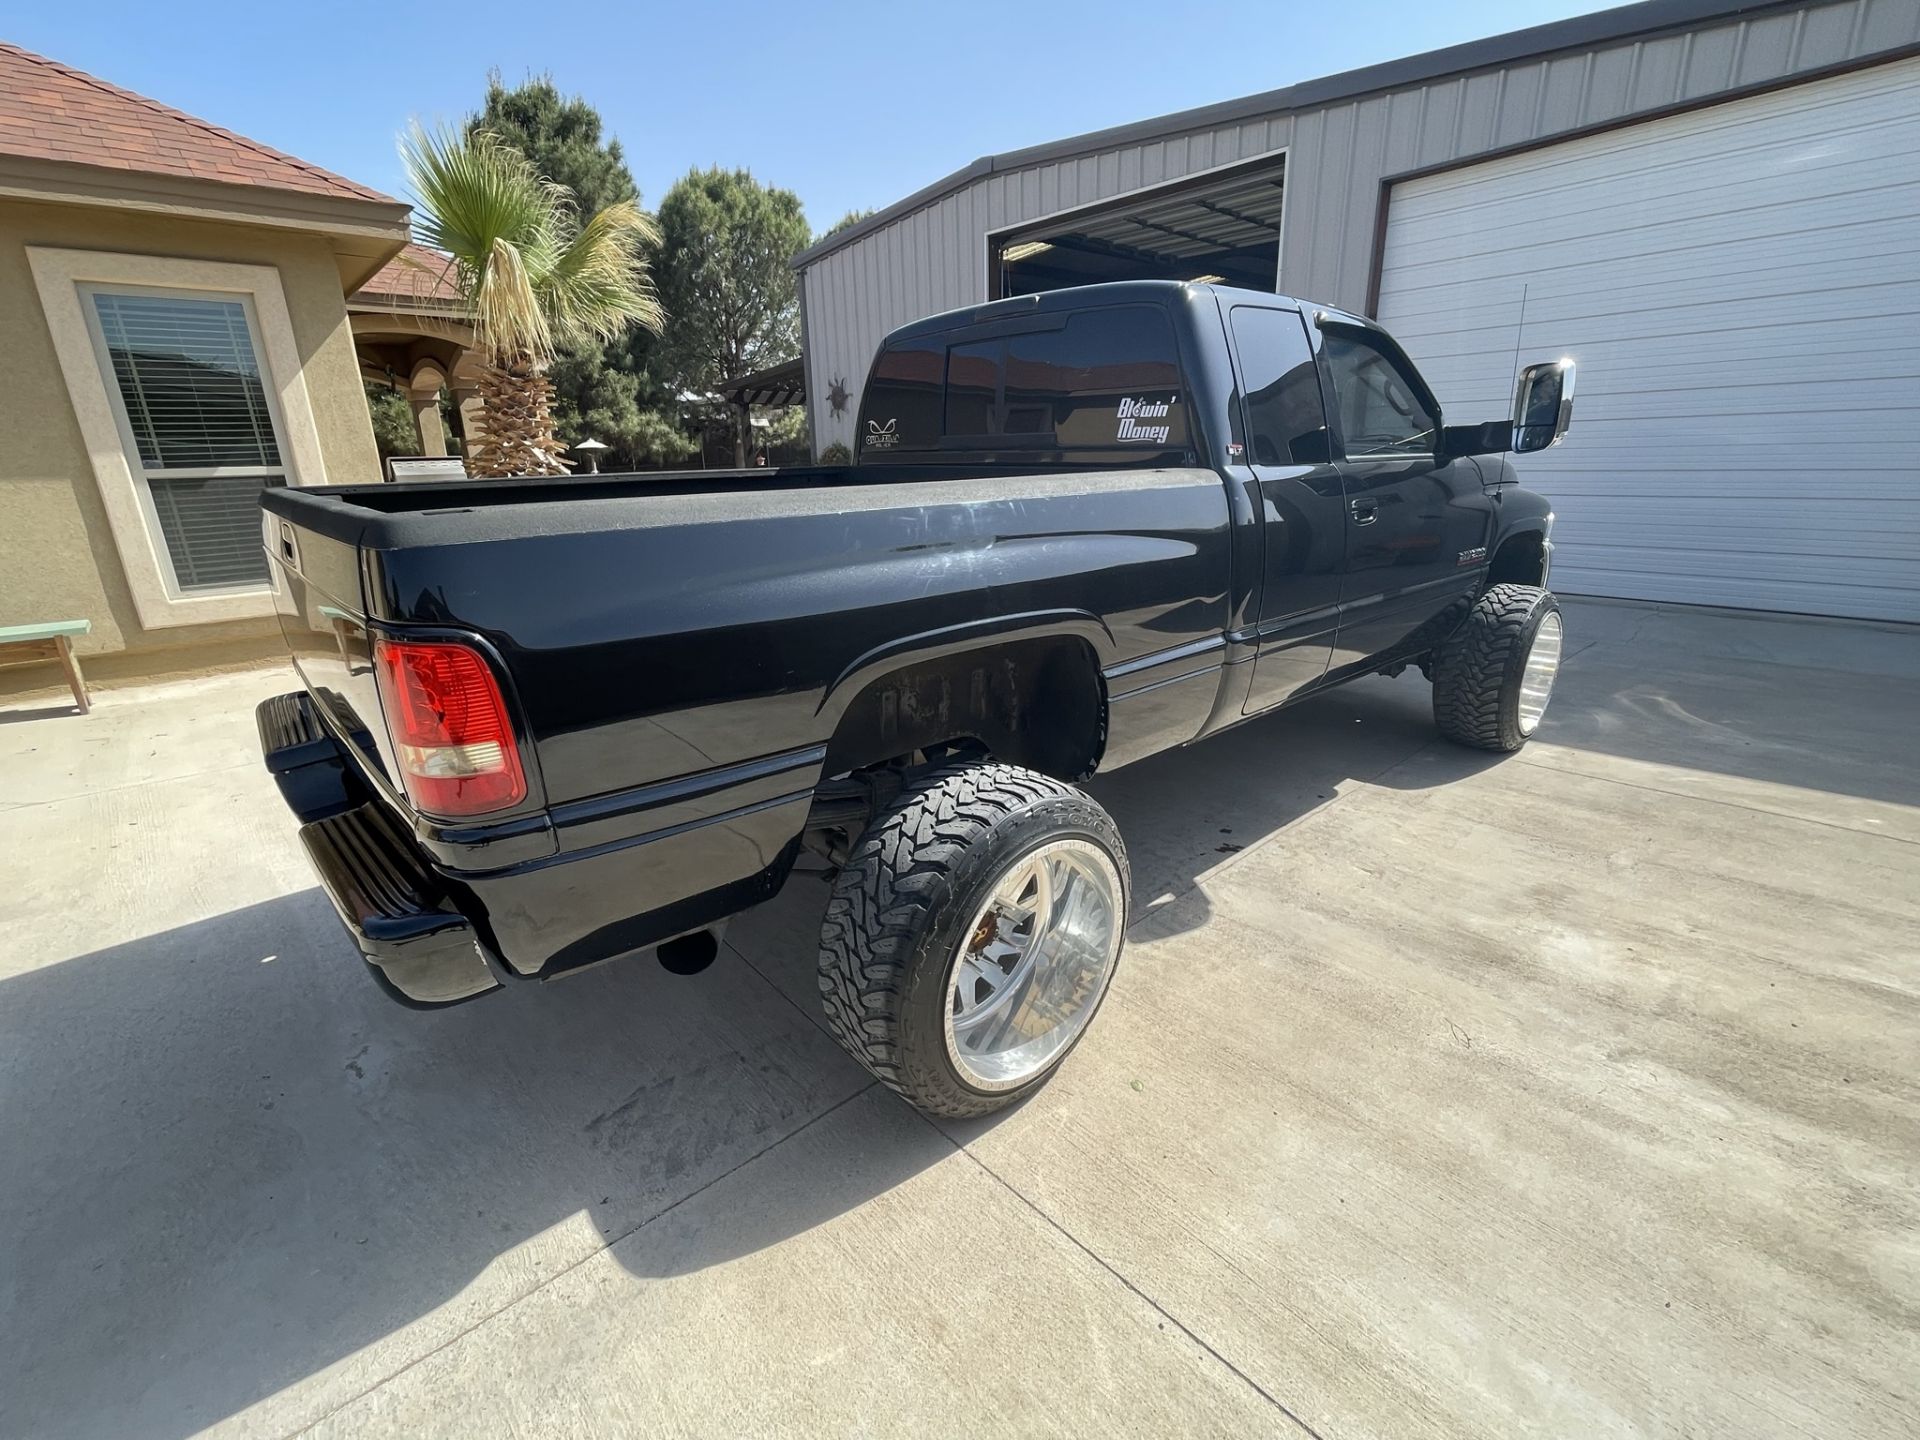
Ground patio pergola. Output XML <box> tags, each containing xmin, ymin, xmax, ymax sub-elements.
<box><xmin>715</xmin><ymin>356</ymin><xmax>805</xmax><ymax>466</ymax></box>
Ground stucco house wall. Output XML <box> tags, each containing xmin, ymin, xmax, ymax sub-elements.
<box><xmin>0</xmin><ymin>200</ymin><xmax>384</xmax><ymax>686</ymax></box>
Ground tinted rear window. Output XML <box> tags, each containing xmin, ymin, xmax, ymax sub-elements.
<box><xmin>859</xmin><ymin>304</ymin><xmax>1190</xmax><ymax>461</ymax></box>
<box><xmin>859</xmin><ymin>335</ymin><xmax>943</xmax><ymax>453</ymax></box>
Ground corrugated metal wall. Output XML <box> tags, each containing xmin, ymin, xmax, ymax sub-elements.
<box><xmin>800</xmin><ymin>0</ymin><xmax>1919</xmax><ymax>456</ymax></box>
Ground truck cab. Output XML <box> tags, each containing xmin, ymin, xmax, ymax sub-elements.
<box><xmin>853</xmin><ymin>282</ymin><xmax>1557</xmax><ymax>722</ymax></box>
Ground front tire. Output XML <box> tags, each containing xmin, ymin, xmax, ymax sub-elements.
<box><xmin>817</xmin><ymin>762</ymin><xmax>1129</xmax><ymax>1119</ymax></box>
<box><xmin>1432</xmin><ymin>583</ymin><xmax>1564</xmax><ymax>752</ymax></box>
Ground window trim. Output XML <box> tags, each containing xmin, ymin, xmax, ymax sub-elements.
<box><xmin>28</xmin><ymin>248</ymin><xmax>329</xmax><ymax>629</ymax></box>
<box><xmin>80</xmin><ymin>283</ymin><xmax>291</xmax><ymax>599</ymax></box>
<box><xmin>1228</xmin><ymin>303</ymin><xmax>1330</xmax><ymax>468</ymax></box>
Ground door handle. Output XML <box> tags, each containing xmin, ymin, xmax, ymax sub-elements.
<box><xmin>1350</xmin><ymin>499</ymin><xmax>1379</xmax><ymax>526</ymax></box>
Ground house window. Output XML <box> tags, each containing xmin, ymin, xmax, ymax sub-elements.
<box><xmin>83</xmin><ymin>288</ymin><xmax>287</xmax><ymax>592</ymax></box>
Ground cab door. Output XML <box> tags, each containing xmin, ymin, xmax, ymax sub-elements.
<box><xmin>1227</xmin><ymin>304</ymin><xmax>1346</xmax><ymax>715</ymax></box>
<box><xmin>1319</xmin><ymin>322</ymin><xmax>1491</xmax><ymax>669</ymax></box>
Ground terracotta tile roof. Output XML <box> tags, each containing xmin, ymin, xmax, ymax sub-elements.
<box><xmin>352</xmin><ymin>243</ymin><xmax>465</xmax><ymax>305</ymax></box>
<box><xmin>0</xmin><ymin>41</ymin><xmax>395</xmax><ymax>204</ymax></box>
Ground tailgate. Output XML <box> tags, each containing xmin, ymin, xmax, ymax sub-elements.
<box><xmin>261</xmin><ymin>508</ymin><xmax>404</xmax><ymax>806</ymax></box>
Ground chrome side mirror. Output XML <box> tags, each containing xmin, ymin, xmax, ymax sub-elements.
<box><xmin>1513</xmin><ymin>358</ymin><xmax>1576</xmax><ymax>454</ymax></box>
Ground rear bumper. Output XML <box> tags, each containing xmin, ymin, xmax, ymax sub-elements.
<box><xmin>300</xmin><ymin>802</ymin><xmax>502</xmax><ymax>1006</ymax></box>
<box><xmin>259</xmin><ymin>691</ymin><xmax>501</xmax><ymax>1006</ymax></box>
<box><xmin>257</xmin><ymin>690</ymin><xmax>810</xmax><ymax>1003</ymax></box>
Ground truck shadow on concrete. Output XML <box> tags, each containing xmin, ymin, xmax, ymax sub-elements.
<box><xmin>0</xmin><ymin>887</ymin><xmax>934</xmax><ymax>1438</ymax></box>
<box><xmin>1088</xmin><ymin>670</ymin><xmax>1499</xmax><ymax>938</ymax></box>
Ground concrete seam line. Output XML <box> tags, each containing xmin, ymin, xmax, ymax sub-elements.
<box><xmin>926</xmin><ymin>1117</ymin><xmax>1327</xmax><ymax>1439</ymax></box>
<box><xmin>1511</xmin><ymin>756</ymin><xmax>1920</xmax><ymax>849</ymax></box>
<box><xmin>0</xmin><ymin>756</ymin><xmax>260</xmax><ymax>814</ymax></box>
<box><xmin>726</xmin><ymin>931</ymin><xmax>840</xmax><ymax>1043</ymax></box>
<box><xmin>283</xmin><ymin>1080</ymin><xmax>881</xmax><ymax>1438</ymax></box>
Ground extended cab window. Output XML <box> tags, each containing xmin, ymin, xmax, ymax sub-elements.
<box><xmin>1229</xmin><ymin>306</ymin><xmax>1327</xmax><ymax>465</ymax></box>
<box><xmin>1323</xmin><ymin>329</ymin><xmax>1438</xmax><ymax>458</ymax></box>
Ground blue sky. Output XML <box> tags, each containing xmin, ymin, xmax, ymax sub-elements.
<box><xmin>11</xmin><ymin>0</ymin><xmax>1619</xmax><ymax>233</ymax></box>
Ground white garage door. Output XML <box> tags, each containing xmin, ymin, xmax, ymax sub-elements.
<box><xmin>1376</xmin><ymin>57</ymin><xmax>1920</xmax><ymax>622</ymax></box>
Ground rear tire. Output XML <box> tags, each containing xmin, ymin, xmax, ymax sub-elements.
<box><xmin>1432</xmin><ymin>583</ymin><xmax>1563</xmax><ymax>752</ymax></box>
<box><xmin>817</xmin><ymin>762</ymin><xmax>1128</xmax><ymax>1119</ymax></box>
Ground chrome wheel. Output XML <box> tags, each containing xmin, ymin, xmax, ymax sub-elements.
<box><xmin>945</xmin><ymin>838</ymin><xmax>1123</xmax><ymax>1092</ymax></box>
<box><xmin>1517</xmin><ymin>610</ymin><xmax>1563</xmax><ymax>736</ymax></box>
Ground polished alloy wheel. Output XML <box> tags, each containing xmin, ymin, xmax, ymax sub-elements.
<box><xmin>1517</xmin><ymin>610</ymin><xmax>1563</xmax><ymax>736</ymax></box>
<box><xmin>945</xmin><ymin>838</ymin><xmax>1123</xmax><ymax>1091</ymax></box>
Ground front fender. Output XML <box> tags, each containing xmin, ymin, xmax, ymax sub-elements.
<box><xmin>1488</xmin><ymin>484</ymin><xmax>1555</xmax><ymax>589</ymax></box>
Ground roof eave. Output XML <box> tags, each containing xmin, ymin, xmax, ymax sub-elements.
<box><xmin>347</xmin><ymin>297</ymin><xmax>474</xmax><ymax>319</ymax></box>
<box><xmin>0</xmin><ymin>152</ymin><xmax>411</xmax><ymax>249</ymax></box>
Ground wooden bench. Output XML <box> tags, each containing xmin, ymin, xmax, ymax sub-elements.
<box><xmin>0</xmin><ymin>619</ymin><xmax>92</xmax><ymax>713</ymax></box>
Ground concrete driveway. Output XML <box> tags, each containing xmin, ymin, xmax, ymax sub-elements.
<box><xmin>2</xmin><ymin>599</ymin><xmax>1915</xmax><ymax>1439</ymax></box>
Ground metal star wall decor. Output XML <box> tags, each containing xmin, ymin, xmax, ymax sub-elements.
<box><xmin>827</xmin><ymin>377</ymin><xmax>851</xmax><ymax>416</ymax></box>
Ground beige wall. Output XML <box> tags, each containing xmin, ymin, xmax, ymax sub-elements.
<box><xmin>0</xmin><ymin>198</ymin><xmax>383</xmax><ymax>689</ymax></box>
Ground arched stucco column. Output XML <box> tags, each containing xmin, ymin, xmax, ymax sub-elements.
<box><xmin>409</xmin><ymin>358</ymin><xmax>447</xmax><ymax>457</ymax></box>
<box><xmin>452</xmin><ymin>388</ymin><xmax>485</xmax><ymax>450</ymax></box>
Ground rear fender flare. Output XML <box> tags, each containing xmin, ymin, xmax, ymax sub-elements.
<box><xmin>815</xmin><ymin>609</ymin><xmax>1115</xmax><ymax>728</ymax></box>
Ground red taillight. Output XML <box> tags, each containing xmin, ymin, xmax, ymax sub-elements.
<box><xmin>373</xmin><ymin>639</ymin><xmax>527</xmax><ymax>817</ymax></box>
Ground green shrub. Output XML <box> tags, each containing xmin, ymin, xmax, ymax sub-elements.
<box><xmin>364</xmin><ymin>381</ymin><xmax>419</xmax><ymax>460</ymax></box>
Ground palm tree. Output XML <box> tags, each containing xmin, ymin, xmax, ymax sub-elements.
<box><xmin>401</xmin><ymin>124</ymin><xmax>663</xmax><ymax>477</ymax></box>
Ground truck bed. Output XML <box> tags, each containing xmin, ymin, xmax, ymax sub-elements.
<box><xmin>262</xmin><ymin>461</ymin><xmax>1239</xmax><ymax>979</ymax></box>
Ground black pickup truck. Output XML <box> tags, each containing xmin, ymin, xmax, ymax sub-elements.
<box><xmin>258</xmin><ymin>280</ymin><xmax>1573</xmax><ymax>1117</ymax></box>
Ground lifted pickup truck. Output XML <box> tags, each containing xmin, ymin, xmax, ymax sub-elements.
<box><xmin>258</xmin><ymin>280</ymin><xmax>1574</xmax><ymax>1117</ymax></box>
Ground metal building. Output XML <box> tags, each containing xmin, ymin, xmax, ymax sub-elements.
<box><xmin>793</xmin><ymin>0</ymin><xmax>1920</xmax><ymax>621</ymax></box>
